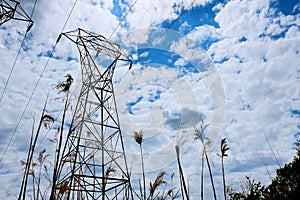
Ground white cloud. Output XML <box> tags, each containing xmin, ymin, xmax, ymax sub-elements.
<box><xmin>214</xmin><ymin>0</ymin><xmax>270</xmax><ymax>39</ymax></box>
<box><xmin>125</xmin><ymin>0</ymin><xmax>212</xmax><ymax>29</ymax></box>
<box><xmin>187</xmin><ymin>25</ymin><xmax>222</xmax><ymax>43</ymax></box>
<box><xmin>204</xmin><ymin>0</ymin><xmax>300</xmax><ymax>193</ymax></box>
<box><xmin>0</xmin><ymin>0</ymin><xmax>300</xmax><ymax>199</ymax></box>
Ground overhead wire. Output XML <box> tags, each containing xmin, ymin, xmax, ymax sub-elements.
<box><xmin>109</xmin><ymin>0</ymin><xmax>139</xmax><ymax>39</ymax></box>
<box><xmin>0</xmin><ymin>0</ymin><xmax>37</xmax><ymax>103</ymax></box>
<box><xmin>1</xmin><ymin>170</ymin><xmax>24</xmax><ymax>199</ymax></box>
<box><xmin>0</xmin><ymin>0</ymin><xmax>197</xmax><ymax>165</ymax></box>
<box><xmin>0</xmin><ymin>89</ymin><xmax>74</xmax><ymax>199</ymax></box>
<box><xmin>1</xmin><ymin>0</ymin><xmax>125</xmax><ymax>196</ymax></box>
<box><xmin>36</xmin><ymin>93</ymin><xmax>75</xmax><ymax>151</ymax></box>
<box><xmin>0</xmin><ymin>0</ymin><xmax>79</xmax><ymax>165</ymax></box>
<box><xmin>117</xmin><ymin>0</ymin><xmax>198</xmax><ymax>83</ymax></box>
<box><xmin>29</xmin><ymin>0</ymin><xmax>38</xmax><ymax>21</ymax></box>
<box><xmin>140</xmin><ymin>0</ymin><xmax>198</xmax><ymax>58</ymax></box>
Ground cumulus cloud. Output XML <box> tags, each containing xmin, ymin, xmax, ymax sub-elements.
<box><xmin>0</xmin><ymin>0</ymin><xmax>299</xmax><ymax>199</ymax></box>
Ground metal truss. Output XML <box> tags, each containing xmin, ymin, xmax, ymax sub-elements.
<box><xmin>50</xmin><ymin>28</ymin><xmax>133</xmax><ymax>200</ymax></box>
<box><xmin>0</xmin><ymin>0</ymin><xmax>33</xmax><ymax>27</ymax></box>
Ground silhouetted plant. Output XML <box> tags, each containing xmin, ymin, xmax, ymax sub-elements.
<box><xmin>175</xmin><ymin>143</ymin><xmax>189</xmax><ymax>200</ymax></box>
<box><xmin>55</xmin><ymin>74</ymin><xmax>73</xmax><ymax>93</ymax></box>
<box><xmin>37</xmin><ymin>149</ymin><xmax>51</xmax><ymax>200</ymax></box>
<box><xmin>41</xmin><ymin>114</ymin><xmax>54</xmax><ymax>130</ymax></box>
<box><xmin>19</xmin><ymin>148</ymin><xmax>51</xmax><ymax>200</ymax></box>
<box><xmin>160</xmin><ymin>188</ymin><xmax>180</xmax><ymax>200</ymax></box>
<box><xmin>134</xmin><ymin>130</ymin><xmax>146</xmax><ymax>200</ymax></box>
<box><xmin>266</xmin><ymin>141</ymin><xmax>300</xmax><ymax>200</ymax></box>
<box><xmin>18</xmin><ymin>94</ymin><xmax>53</xmax><ymax>200</ymax></box>
<box><xmin>103</xmin><ymin>167</ymin><xmax>116</xmax><ymax>190</ymax></box>
<box><xmin>217</xmin><ymin>138</ymin><xmax>230</xmax><ymax>200</ymax></box>
<box><xmin>194</xmin><ymin>120</ymin><xmax>217</xmax><ymax>200</ymax></box>
<box><xmin>50</xmin><ymin>75</ymin><xmax>73</xmax><ymax>200</ymax></box>
<box><xmin>227</xmin><ymin>141</ymin><xmax>300</xmax><ymax>200</ymax></box>
<box><xmin>227</xmin><ymin>176</ymin><xmax>268</xmax><ymax>200</ymax></box>
<box><xmin>149</xmin><ymin>171</ymin><xmax>166</xmax><ymax>199</ymax></box>
<box><xmin>148</xmin><ymin>171</ymin><xmax>180</xmax><ymax>200</ymax></box>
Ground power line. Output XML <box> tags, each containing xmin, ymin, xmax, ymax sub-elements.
<box><xmin>109</xmin><ymin>0</ymin><xmax>139</xmax><ymax>39</ymax></box>
<box><xmin>112</xmin><ymin>0</ymin><xmax>198</xmax><ymax>86</ymax></box>
<box><xmin>0</xmin><ymin>0</ymin><xmax>197</xmax><ymax>195</ymax></box>
<box><xmin>0</xmin><ymin>0</ymin><xmax>197</xmax><ymax>165</ymax></box>
<box><xmin>0</xmin><ymin>31</ymin><xmax>27</xmax><ymax>102</ymax></box>
<box><xmin>0</xmin><ymin>88</ymin><xmax>73</xmax><ymax>199</ymax></box>
<box><xmin>140</xmin><ymin>0</ymin><xmax>198</xmax><ymax>58</ymax></box>
<box><xmin>29</xmin><ymin>0</ymin><xmax>38</xmax><ymax>18</ymax></box>
<box><xmin>0</xmin><ymin>0</ymin><xmax>79</xmax><ymax>165</ymax></box>
<box><xmin>0</xmin><ymin>0</ymin><xmax>37</xmax><ymax>103</ymax></box>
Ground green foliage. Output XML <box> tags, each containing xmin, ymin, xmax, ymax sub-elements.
<box><xmin>265</xmin><ymin>143</ymin><xmax>300</xmax><ymax>200</ymax></box>
<box><xmin>227</xmin><ymin>176</ymin><xmax>268</xmax><ymax>200</ymax></box>
<box><xmin>228</xmin><ymin>141</ymin><xmax>300</xmax><ymax>200</ymax></box>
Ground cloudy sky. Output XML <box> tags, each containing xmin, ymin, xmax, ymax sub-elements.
<box><xmin>0</xmin><ymin>0</ymin><xmax>299</xmax><ymax>199</ymax></box>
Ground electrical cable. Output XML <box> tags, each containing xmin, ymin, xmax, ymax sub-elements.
<box><xmin>140</xmin><ymin>0</ymin><xmax>198</xmax><ymax>58</ymax></box>
<box><xmin>1</xmin><ymin>0</ymin><xmax>116</xmax><ymax>196</ymax></box>
<box><xmin>0</xmin><ymin>0</ymin><xmax>197</xmax><ymax>174</ymax></box>
<box><xmin>109</xmin><ymin>0</ymin><xmax>139</xmax><ymax>39</ymax></box>
<box><xmin>0</xmin><ymin>0</ymin><xmax>37</xmax><ymax>103</ymax></box>
<box><xmin>0</xmin><ymin>31</ymin><xmax>28</xmax><ymax>103</ymax></box>
<box><xmin>0</xmin><ymin>0</ymin><xmax>79</xmax><ymax>165</ymax></box>
<box><xmin>29</xmin><ymin>0</ymin><xmax>38</xmax><ymax>19</ymax></box>
<box><xmin>0</xmin><ymin>89</ymin><xmax>73</xmax><ymax>199</ymax></box>
<box><xmin>117</xmin><ymin>0</ymin><xmax>198</xmax><ymax>83</ymax></box>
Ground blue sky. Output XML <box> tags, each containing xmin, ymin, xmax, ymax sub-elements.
<box><xmin>0</xmin><ymin>0</ymin><xmax>299</xmax><ymax>199</ymax></box>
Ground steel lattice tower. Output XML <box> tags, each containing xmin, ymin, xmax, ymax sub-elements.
<box><xmin>0</xmin><ymin>0</ymin><xmax>33</xmax><ymax>27</ymax></box>
<box><xmin>50</xmin><ymin>28</ymin><xmax>133</xmax><ymax>200</ymax></box>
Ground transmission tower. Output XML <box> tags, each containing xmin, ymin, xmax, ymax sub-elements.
<box><xmin>0</xmin><ymin>0</ymin><xmax>33</xmax><ymax>27</ymax></box>
<box><xmin>50</xmin><ymin>28</ymin><xmax>133</xmax><ymax>200</ymax></box>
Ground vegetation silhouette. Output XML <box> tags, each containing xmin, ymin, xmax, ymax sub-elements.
<box><xmin>16</xmin><ymin>76</ymin><xmax>300</xmax><ymax>200</ymax></box>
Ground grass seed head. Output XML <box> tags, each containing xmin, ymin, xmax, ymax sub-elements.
<box><xmin>134</xmin><ymin>130</ymin><xmax>144</xmax><ymax>145</ymax></box>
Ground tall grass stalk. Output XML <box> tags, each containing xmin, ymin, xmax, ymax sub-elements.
<box><xmin>194</xmin><ymin>120</ymin><xmax>217</xmax><ymax>200</ymax></box>
<box><xmin>50</xmin><ymin>92</ymin><xmax>69</xmax><ymax>200</ymax></box>
<box><xmin>50</xmin><ymin>75</ymin><xmax>73</xmax><ymax>200</ymax></box>
<box><xmin>134</xmin><ymin>130</ymin><xmax>146</xmax><ymax>200</ymax></box>
<box><xmin>175</xmin><ymin>145</ymin><xmax>189</xmax><ymax>200</ymax></box>
<box><xmin>36</xmin><ymin>149</ymin><xmax>50</xmax><ymax>200</ymax></box>
<box><xmin>18</xmin><ymin>93</ymin><xmax>51</xmax><ymax>200</ymax></box>
<box><xmin>18</xmin><ymin>117</ymin><xmax>35</xmax><ymax>200</ymax></box>
<box><xmin>148</xmin><ymin>171</ymin><xmax>166</xmax><ymax>199</ymax></box>
<box><xmin>204</xmin><ymin>147</ymin><xmax>217</xmax><ymax>200</ymax></box>
<box><xmin>217</xmin><ymin>138</ymin><xmax>229</xmax><ymax>200</ymax></box>
<box><xmin>200</xmin><ymin>151</ymin><xmax>204</xmax><ymax>200</ymax></box>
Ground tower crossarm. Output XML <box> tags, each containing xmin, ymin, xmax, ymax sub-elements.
<box><xmin>62</xmin><ymin>28</ymin><xmax>132</xmax><ymax>66</ymax></box>
<box><xmin>0</xmin><ymin>0</ymin><xmax>33</xmax><ymax>27</ymax></box>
